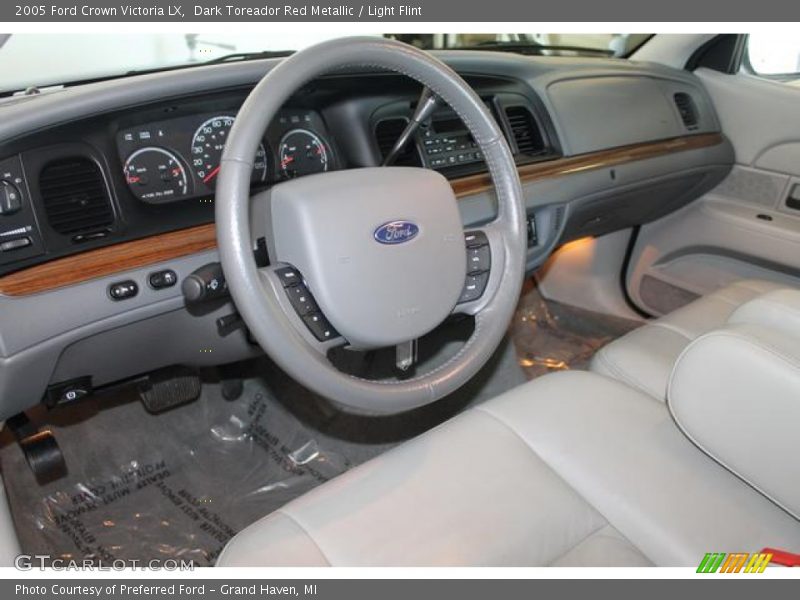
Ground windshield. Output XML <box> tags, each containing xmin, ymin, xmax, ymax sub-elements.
<box><xmin>0</xmin><ymin>33</ymin><xmax>651</xmax><ymax>94</ymax></box>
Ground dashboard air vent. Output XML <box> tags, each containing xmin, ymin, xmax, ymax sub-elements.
<box><xmin>674</xmin><ymin>93</ymin><xmax>699</xmax><ymax>129</ymax></box>
<box><xmin>504</xmin><ymin>106</ymin><xmax>545</xmax><ymax>155</ymax></box>
<box><xmin>375</xmin><ymin>118</ymin><xmax>421</xmax><ymax>166</ymax></box>
<box><xmin>39</xmin><ymin>157</ymin><xmax>114</xmax><ymax>236</ymax></box>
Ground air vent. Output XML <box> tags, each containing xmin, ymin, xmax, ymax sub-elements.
<box><xmin>39</xmin><ymin>157</ymin><xmax>114</xmax><ymax>236</ymax></box>
<box><xmin>375</xmin><ymin>118</ymin><xmax>421</xmax><ymax>166</ymax></box>
<box><xmin>504</xmin><ymin>106</ymin><xmax>545</xmax><ymax>155</ymax></box>
<box><xmin>674</xmin><ymin>93</ymin><xmax>699</xmax><ymax>129</ymax></box>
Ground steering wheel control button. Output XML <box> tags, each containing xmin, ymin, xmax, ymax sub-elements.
<box><xmin>0</xmin><ymin>237</ymin><xmax>31</xmax><ymax>252</ymax></box>
<box><xmin>148</xmin><ymin>269</ymin><xmax>177</xmax><ymax>290</ymax></box>
<box><xmin>467</xmin><ymin>245</ymin><xmax>491</xmax><ymax>274</ymax></box>
<box><xmin>458</xmin><ymin>272</ymin><xmax>490</xmax><ymax>304</ymax></box>
<box><xmin>275</xmin><ymin>266</ymin><xmax>301</xmax><ymax>287</ymax></box>
<box><xmin>286</xmin><ymin>283</ymin><xmax>319</xmax><ymax>316</ymax></box>
<box><xmin>109</xmin><ymin>280</ymin><xmax>139</xmax><ymax>301</ymax></box>
<box><xmin>302</xmin><ymin>312</ymin><xmax>338</xmax><ymax>342</ymax></box>
<box><xmin>464</xmin><ymin>230</ymin><xmax>488</xmax><ymax>248</ymax></box>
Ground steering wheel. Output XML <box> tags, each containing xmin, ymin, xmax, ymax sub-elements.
<box><xmin>216</xmin><ymin>37</ymin><xmax>526</xmax><ymax>414</ymax></box>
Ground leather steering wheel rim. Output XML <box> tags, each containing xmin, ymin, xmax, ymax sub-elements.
<box><xmin>216</xmin><ymin>37</ymin><xmax>526</xmax><ymax>414</ymax></box>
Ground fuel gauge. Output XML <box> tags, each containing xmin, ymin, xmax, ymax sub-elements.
<box><xmin>124</xmin><ymin>147</ymin><xmax>189</xmax><ymax>203</ymax></box>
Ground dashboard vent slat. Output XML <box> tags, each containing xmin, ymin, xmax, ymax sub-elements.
<box><xmin>39</xmin><ymin>157</ymin><xmax>114</xmax><ymax>236</ymax></box>
<box><xmin>504</xmin><ymin>105</ymin><xmax>545</xmax><ymax>156</ymax></box>
<box><xmin>673</xmin><ymin>93</ymin><xmax>699</xmax><ymax>129</ymax></box>
<box><xmin>375</xmin><ymin>118</ymin><xmax>421</xmax><ymax>167</ymax></box>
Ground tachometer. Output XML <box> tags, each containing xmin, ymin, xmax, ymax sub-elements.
<box><xmin>123</xmin><ymin>147</ymin><xmax>189</xmax><ymax>203</ymax></box>
<box><xmin>278</xmin><ymin>129</ymin><xmax>329</xmax><ymax>179</ymax></box>
<box><xmin>190</xmin><ymin>115</ymin><xmax>268</xmax><ymax>187</ymax></box>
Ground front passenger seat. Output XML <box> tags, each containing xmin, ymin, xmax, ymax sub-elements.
<box><xmin>217</xmin><ymin>310</ymin><xmax>800</xmax><ymax>566</ymax></box>
<box><xmin>591</xmin><ymin>279</ymin><xmax>789</xmax><ymax>400</ymax></box>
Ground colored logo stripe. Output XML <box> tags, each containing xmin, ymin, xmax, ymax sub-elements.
<box><xmin>697</xmin><ymin>552</ymin><xmax>773</xmax><ymax>573</ymax></box>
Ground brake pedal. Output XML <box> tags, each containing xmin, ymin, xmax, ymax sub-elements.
<box><xmin>137</xmin><ymin>365</ymin><xmax>202</xmax><ymax>414</ymax></box>
<box><xmin>6</xmin><ymin>413</ymin><xmax>67</xmax><ymax>485</ymax></box>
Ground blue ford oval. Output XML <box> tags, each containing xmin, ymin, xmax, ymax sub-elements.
<box><xmin>373</xmin><ymin>220</ymin><xmax>420</xmax><ymax>245</ymax></box>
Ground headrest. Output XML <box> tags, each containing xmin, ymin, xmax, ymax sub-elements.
<box><xmin>728</xmin><ymin>289</ymin><xmax>800</xmax><ymax>340</ymax></box>
<box><xmin>668</xmin><ymin>322</ymin><xmax>800</xmax><ymax>520</ymax></box>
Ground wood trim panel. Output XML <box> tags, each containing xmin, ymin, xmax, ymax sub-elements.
<box><xmin>0</xmin><ymin>224</ymin><xmax>216</xmax><ymax>296</ymax></box>
<box><xmin>0</xmin><ymin>133</ymin><xmax>723</xmax><ymax>297</ymax></box>
<box><xmin>451</xmin><ymin>133</ymin><xmax>723</xmax><ymax>198</ymax></box>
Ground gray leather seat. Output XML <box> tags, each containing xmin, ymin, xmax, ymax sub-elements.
<box><xmin>591</xmin><ymin>279</ymin><xmax>786</xmax><ymax>400</ymax></box>
<box><xmin>217</xmin><ymin>300</ymin><xmax>800</xmax><ymax>567</ymax></box>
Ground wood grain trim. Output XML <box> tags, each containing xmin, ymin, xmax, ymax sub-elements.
<box><xmin>0</xmin><ymin>224</ymin><xmax>216</xmax><ymax>296</ymax></box>
<box><xmin>0</xmin><ymin>133</ymin><xmax>723</xmax><ymax>297</ymax></box>
<box><xmin>451</xmin><ymin>133</ymin><xmax>724</xmax><ymax>198</ymax></box>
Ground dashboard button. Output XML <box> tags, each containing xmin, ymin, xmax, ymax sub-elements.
<box><xmin>149</xmin><ymin>269</ymin><xmax>178</xmax><ymax>290</ymax></box>
<box><xmin>109</xmin><ymin>280</ymin><xmax>138</xmax><ymax>301</ymax></box>
<box><xmin>302</xmin><ymin>312</ymin><xmax>338</xmax><ymax>341</ymax></box>
<box><xmin>0</xmin><ymin>237</ymin><xmax>31</xmax><ymax>252</ymax></box>
<box><xmin>0</xmin><ymin>181</ymin><xmax>22</xmax><ymax>216</ymax></box>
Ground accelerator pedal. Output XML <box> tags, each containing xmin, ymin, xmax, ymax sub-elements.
<box><xmin>137</xmin><ymin>365</ymin><xmax>202</xmax><ymax>414</ymax></box>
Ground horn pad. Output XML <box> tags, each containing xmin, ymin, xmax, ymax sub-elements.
<box><xmin>268</xmin><ymin>167</ymin><xmax>466</xmax><ymax>348</ymax></box>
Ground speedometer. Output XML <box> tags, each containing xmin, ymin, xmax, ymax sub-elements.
<box><xmin>190</xmin><ymin>115</ymin><xmax>268</xmax><ymax>187</ymax></box>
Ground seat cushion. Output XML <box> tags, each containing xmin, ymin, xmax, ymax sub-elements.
<box><xmin>669</xmin><ymin>323</ymin><xmax>800</xmax><ymax>520</ymax></box>
<box><xmin>217</xmin><ymin>371</ymin><xmax>800</xmax><ymax>567</ymax></box>
<box><xmin>590</xmin><ymin>279</ymin><xmax>786</xmax><ymax>400</ymax></box>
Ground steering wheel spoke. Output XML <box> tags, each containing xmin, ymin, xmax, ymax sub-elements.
<box><xmin>258</xmin><ymin>264</ymin><xmax>346</xmax><ymax>354</ymax></box>
<box><xmin>451</xmin><ymin>223</ymin><xmax>504</xmax><ymax>316</ymax></box>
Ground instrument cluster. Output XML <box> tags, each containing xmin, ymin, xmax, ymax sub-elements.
<box><xmin>116</xmin><ymin>109</ymin><xmax>334</xmax><ymax>204</ymax></box>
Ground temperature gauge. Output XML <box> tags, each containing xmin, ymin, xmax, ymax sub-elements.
<box><xmin>278</xmin><ymin>129</ymin><xmax>330</xmax><ymax>179</ymax></box>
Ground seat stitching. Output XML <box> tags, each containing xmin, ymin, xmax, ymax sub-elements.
<box><xmin>274</xmin><ymin>509</ymin><xmax>333</xmax><ymax>566</ymax></box>
<box><xmin>473</xmin><ymin>406</ymin><xmax>657</xmax><ymax>565</ymax></box>
<box><xmin>593</xmin><ymin>347</ymin><xmax>662</xmax><ymax>399</ymax></box>
<box><xmin>545</xmin><ymin>521</ymin><xmax>609</xmax><ymax>566</ymax></box>
<box><xmin>647</xmin><ymin>321</ymin><xmax>696</xmax><ymax>342</ymax></box>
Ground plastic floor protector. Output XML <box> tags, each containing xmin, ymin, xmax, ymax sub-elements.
<box><xmin>510</xmin><ymin>281</ymin><xmax>641</xmax><ymax>380</ymax></box>
<box><xmin>0</xmin><ymin>378</ymin><xmax>359</xmax><ymax>566</ymax></box>
<box><xmin>0</xmin><ymin>281</ymin><xmax>638</xmax><ymax>566</ymax></box>
<box><xmin>0</xmin><ymin>329</ymin><xmax>526</xmax><ymax>566</ymax></box>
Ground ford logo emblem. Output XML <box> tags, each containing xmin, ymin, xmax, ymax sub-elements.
<box><xmin>373</xmin><ymin>220</ymin><xmax>420</xmax><ymax>245</ymax></box>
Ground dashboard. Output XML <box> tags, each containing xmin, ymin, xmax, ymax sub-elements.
<box><xmin>117</xmin><ymin>108</ymin><xmax>335</xmax><ymax>203</ymax></box>
<box><xmin>0</xmin><ymin>50</ymin><xmax>734</xmax><ymax>421</ymax></box>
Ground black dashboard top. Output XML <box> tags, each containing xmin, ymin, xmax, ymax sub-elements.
<box><xmin>0</xmin><ymin>67</ymin><xmax>559</xmax><ymax>277</ymax></box>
